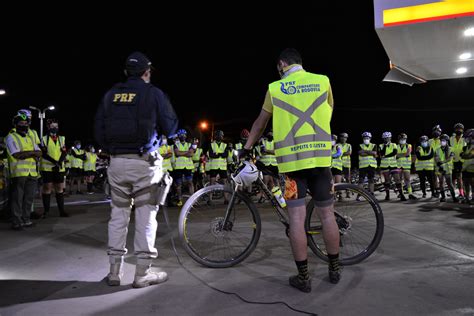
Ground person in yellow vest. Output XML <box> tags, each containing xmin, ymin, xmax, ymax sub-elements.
<box><xmin>5</xmin><ymin>113</ymin><xmax>42</xmax><ymax>230</ymax></box>
<box><xmin>209</xmin><ymin>130</ymin><xmax>230</xmax><ymax>189</ymax></box>
<box><xmin>415</xmin><ymin>135</ymin><xmax>437</xmax><ymax>198</ymax></box>
<box><xmin>461</xmin><ymin>128</ymin><xmax>474</xmax><ymax>205</ymax></box>
<box><xmin>69</xmin><ymin>140</ymin><xmax>86</xmax><ymax>195</ymax></box>
<box><xmin>450</xmin><ymin>123</ymin><xmax>466</xmax><ymax>200</ymax></box>
<box><xmin>338</xmin><ymin>133</ymin><xmax>352</xmax><ymax>187</ymax></box>
<box><xmin>379</xmin><ymin>132</ymin><xmax>406</xmax><ymax>201</ymax></box>
<box><xmin>84</xmin><ymin>145</ymin><xmax>98</xmax><ymax>194</ymax></box>
<box><xmin>358</xmin><ymin>132</ymin><xmax>377</xmax><ymax>197</ymax></box>
<box><xmin>259</xmin><ymin>130</ymin><xmax>279</xmax><ymax>189</ymax></box>
<box><xmin>159</xmin><ymin>135</ymin><xmax>173</xmax><ymax>174</ymax></box>
<box><xmin>36</xmin><ymin>119</ymin><xmax>69</xmax><ymax>218</ymax></box>
<box><xmin>430</xmin><ymin>125</ymin><xmax>442</xmax><ymax>197</ymax></box>
<box><xmin>192</xmin><ymin>138</ymin><xmax>204</xmax><ymax>190</ymax></box>
<box><xmin>64</xmin><ymin>149</ymin><xmax>73</xmax><ymax>196</ymax></box>
<box><xmin>243</xmin><ymin>48</ymin><xmax>340</xmax><ymax>291</ymax></box>
<box><xmin>331</xmin><ymin>134</ymin><xmax>343</xmax><ymax>185</ymax></box>
<box><xmin>435</xmin><ymin>134</ymin><xmax>458</xmax><ymax>203</ymax></box>
<box><xmin>173</xmin><ymin>129</ymin><xmax>195</xmax><ymax>207</ymax></box>
<box><xmin>397</xmin><ymin>133</ymin><xmax>416</xmax><ymax>200</ymax></box>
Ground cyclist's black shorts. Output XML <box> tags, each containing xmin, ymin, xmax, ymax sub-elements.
<box><xmin>41</xmin><ymin>171</ymin><xmax>66</xmax><ymax>184</ymax></box>
<box><xmin>173</xmin><ymin>169</ymin><xmax>193</xmax><ymax>184</ymax></box>
<box><xmin>453</xmin><ymin>162</ymin><xmax>463</xmax><ymax>174</ymax></box>
<box><xmin>262</xmin><ymin>165</ymin><xmax>279</xmax><ymax>177</ymax></box>
<box><xmin>209</xmin><ymin>169</ymin><xmax>228</xmax><ymax>179</ymax></box>
<box><xmin>342</xmin><ymin>167</ymin><xmax>350</xmax><ymax>175</ymax></box>
<box><xmin>331</xmin><ymin>168</ymin><xmax>342</xmax><ymax>176</ymax></box>
<box><xmin>359</xmin><ymin>167</ymin><xmax>376</xmax><ymax>182</ymax></box>
<box><xmin>462</xmin><ymin>171</ymin><xmax>474</xmax><ymax>179</ymax></box>
<box><xmin>69</xmin><ymin>168</ymin><xmax>83</xmax><ymax>178</ymax></box>
<box><xmin>284</xmin><ymin>167</ymin><xmax>333</xmax><ymax>208</ymax></box>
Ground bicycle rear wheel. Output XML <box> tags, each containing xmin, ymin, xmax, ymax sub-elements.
<box><xmin>178</xmin><ymin>184</ymin><xmax>261</xmax><ymax>268</ymax></box>
<box><xmin>306</xmin><ymin>183</ymin><xmax>384</xmax><ymax>265</ymax></box>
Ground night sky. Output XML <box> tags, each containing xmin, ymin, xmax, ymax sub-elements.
<box><xmin>1</xmin><ymin>4</ymin><xmax>473</xmax><ymax>150</ymax></box>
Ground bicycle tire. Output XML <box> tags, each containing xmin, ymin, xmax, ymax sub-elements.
<box><xmin>306</xmin><ymin>183</ymin><xmax>384</xmax><ymax>265</ymax></box>
<box><xmin>178</xmin><ymin>184</ymin><xmax>262</xmax><ymax>268</ymax></box>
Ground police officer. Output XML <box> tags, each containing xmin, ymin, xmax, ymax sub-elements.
<box><xmin>95</xmin><ymin>51</ymin><xmax>178</xmax><ymax>288</ymax></box>
<box><xmin>37</xmin><ymin>119</ymin><xmax>69</xmax><ymax>218</ymax></box>
<box><xmin>243</xmin><ymin>48</ymin><xmax>340</xmax><ymax>292</ymax></box>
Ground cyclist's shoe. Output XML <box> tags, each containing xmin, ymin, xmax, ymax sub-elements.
<box><xmin>400</xmin><ymin>194</ymin><xmax>407</xmax><ymax>201</ymax></box>
<box><xmin>384</xmin><ymin>193</ymin><xmax>390</xmax><ymax>201</ymax></box>
<box><xmin>328</xmin><ymin>269</ymin><xmax>341</xmax><ymax>284</ymax></box>
<box><xmin>356</xmin><ymin>195</ymin><xmax>362</xmax><ymax>202</ymax></box>
<box><xmin>132</xmin><ymin>265</ymin><xmax>168</xmax><ymax>288</ymax></box>
<box><xmin>289</xmin><ymin>275</ymin><xmax>311</xmax><ymax>293</ymax></box>
<box><xmin>452</xmin><ymin>197</ymin><xmax>459</xmax><ymax>203</ymax></box>
<box><xmin>409</xmin><ymin>194</ymin><xmax>417</xmax><ymax>200</ymax></box>
<box><xmin>176</xmin><ymin>200</ymin><xmax>183</xmax><ymax>207</ymax></box>
<box><xmin>440</xmin><ymin>197</ymin><xmax>446</xmax><ymax>202</ymax></box>
<box><xmin>422</xmin><ymin>193</ymin><xmax>427</xmax><ymax>198</ymax></box>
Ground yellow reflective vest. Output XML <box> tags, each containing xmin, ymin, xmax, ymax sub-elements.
<box><xmin>415</xmin><ymin>146</ymin><xmax>434</xmax><ymax>171</ymax></box>
<box><xmin>210</xmin><ymin>142</ymin><xmax>227</xmax><ymax>170</ymax></box>
<box><xmin>269</xmin><ymin>70</ymin><xmax>332</xmax><ymax>173</ymax></box>
<box><xmin>174</xmin><ymin>143</ymin><xmax>194</xmax><ymax>170</ymax></box>
<box><xmin>359</xmin><ymin>143</ymin><xmax>377</xmax><ymax>168</ymax></box>
<box><xmin>40</xmin><ymin>135</ymin><xmax>66</xmax><ymax>172</ymax></box>
<box><xmin>84</xmin><ymin>152</ymin><xmax>97</xmax><ymax>172</ymax></box>
<box><xmin>159</xmin><ymin>145</ymin><xmax>173</xmax><ymax>172</ymax></box>
<box><xmin>259</xmin><ymin>139</ymin><xmax>277</xmax><ymax>166</ymax></box>
<box><xmin>6</xmin><ymin>132</ymin><xmax>38</xmax><ymax>178</ymax></box>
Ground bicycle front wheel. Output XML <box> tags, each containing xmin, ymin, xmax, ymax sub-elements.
<box><xmin>306</xmin><ymin>183</ymin><xmax>384</xmax><ymax>265</ymax></box>
<box><xmin>178</xmin><ymin>184</ymin><xmax>261</xmax><ymax>268</ymax></box>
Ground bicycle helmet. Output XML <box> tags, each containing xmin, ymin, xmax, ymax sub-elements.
<box><xmin>18</xmin><ymin>109</ymin><xmax>32</xmax><ymax>120</ymax></box>
<box><xmin>382</xmin><ymin>131</ymin><xmax>392</xmax><ymax>139</ymax></box>
<box><xmin>215</xmin><ymin>130</ymin><xmax>224</xmax><ymax>138</ymax></box>
<box><xmin>362</xmin><ymin>132</ymin><xmax>372</xmax><ymax>138</ymax></box>
<box><xmin>232</xmin><ymin>161</ymin><xmax>259</xmax><ymax>187</ymax></box>
<box><xmin>398</xmin><ymin>133</ymin><xmax>407</xmax><ymax>140</ymax></box>
<box><xmin>177</xmin><ymin>129</ymin><xmax>187</xmax><ymax>136</ymax></box>
<box><xmin>453</xmin><ymin>123</ymin><xmax>464</xmax><ymax>130</ymax></box>
<box><xmin>339</xmin><ymin>132</ymin><xmax>348</xmax><ymax>139</ymax></box>
<box><xmin>465</xmin><ymin>128</ymin><xmax>474</xmax><ymax>138</ymax></box>
<box><xmin>12</xmin><ymin>112</ymin><xmax>30</xmax><ymax>126</ymax></box>
<box><xmin>240</xmin><ymin>129</ymin><xmax>250</xmax><ymax>139</ymax></box>
<box><xmin>419</xmin><ymin>135</ymin><xmax>429</xmax><ymax>142</ymax></box>
<box><xmin>440</xmin><ymin>134</ymin><xmax>450</xmax><ymax>141</ymax></box>
<box><xmin>332</xmin><ymin>134</ymin><xmax>338</xmax><ymax>141</ymax></box>
<box><xmin>432</xmin><ymin>125</ymin><xmax>442</xmax><ymax>137</ymax></box>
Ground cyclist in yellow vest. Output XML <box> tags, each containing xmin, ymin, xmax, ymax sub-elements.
<box><xmin>451</xmin><ymin>123</ymin><xmax>466</xmax><ymax>199</ymax></box>
<box><xmin>173</xmin><ymin>129</ymin><xmax>195</xmax><ymax>207</ymax></box>
<box><xmin>415</xmin><ymin>135</ymin><xmax>437</xmax><ymax>198</ymax></box>
<box><xmin>259</xmin><ymin>130</ymin><xmax>278</xmax><ymax>191</ymax></box>
<box><xmin>192</xmin><ymin>138</ymin><xmax>204</xmax><ymax>190</ymax></box>
<box><xmin>84</xmin><ymin>145</ymin><xmax>98</xmax><ymax>194</ymax></box>
<box><xmin>331</xmin><ymin>134</ymin><xmax>343</xmax><ymax>185</ymax></box>
<box><xmin>243</xmin><ymin>48</ymin><xmax>340</xmax><ymax>291</ymax></box>
<box><xmin>430</xmin><ymin>125</ymin><xmax>442</xmax><ymax>197</ymax></box>
<box><xmin>338</xmin><ymin>133</ymin><xmax>352</xmax><ymax>186</ymax></box>
<box><xmin>159</xmin><ymin>135</ymin><xmax>173</xmax><ymax>174</ymax></box>
<box><xmin>37</xmin><ymin>119</ymin><xmax>69</xmax><ymax>218</ymax></box>
<box><xmin>397</xmin><ymin>133</ymin><xmax>416</xmax><ymax>200</ymax></box>
<box><xmin>358</xmin><ymin>132</ymin><xmax>377</xmax><ymax>197</ymax></box>
<box><xmin>5</xmin><ymin>113</ymin><xmax>42</xmax><ymax>230</ymax></box>
<box><xmin>69</xmin><ymin>140</ymin><xmax>86</xmax><ymax>195</ymax></box>
<box><xmin>379</xmin><ymin>132</ymin><xmax>406</xmax><ymax>201</ymax></box>
<box><xmin>435</xmin><ymin>134</ymin><xmax>458</xmax><ymax>203</ymax></box>
<box><xmin>209</xmin><ymin>130</ymin><xmax>229</xmax><ymax>188</ymax></box>
<box><xmin>461</xmin><ymin>128</ymin><xmax>474</xmax><ymax>205</ymax></box>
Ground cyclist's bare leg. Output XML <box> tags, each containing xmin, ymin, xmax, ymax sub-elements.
<box><xmin>315</xmin><ymin>205</ymin><xmax>340</xmax><ymax>255</ymax></box>
<box><xmin>287</xmin><ymin>204</ymin><xmax>308</xmax><ymax>261</ymax></box>
<box><xmin>392</xmin><ymin>170</ymin><xmax>406</xmax><ymax>200</ymax></box>
<box><xmin>453</xmin><ymin>171</ymin><xmax>464</xmax><ymax>197</ymax></box>
<box><xmin>382</xmin><ymin>171</ymin><xmax>391</xmax><ymax>199</ymax></box>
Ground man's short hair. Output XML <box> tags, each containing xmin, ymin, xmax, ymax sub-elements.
<box><xmin>278</xmin><ymin>48</ymin><xmax>303</xmax><ymax>65</ymax></box>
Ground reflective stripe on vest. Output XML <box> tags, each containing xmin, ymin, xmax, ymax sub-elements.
<box><xmin>40</xmin><ymin>136</ymin><xmax>65</xmax><ymax>172</ymax></box>
<box><xmin>84</xmin><ymin>152</ymin><xmax>97</xmax><ymax>172</ymax></box>
<box><xmin>159</xmin><ymin>145</ymin><xmax>173</xmax><ymax>172</ymax></box>
<box><xmin>260</xmin><ymin>140</ymin><xmax>278</xmax><ymax>166</ymax></box>
<box><xmin>359</xmin><ymin>143</ymin><xmax>377</xmax><ymax>168</ymax></box>
<box><xmin>415</xmin><ymin>147</ymin><xmax>434</xmax><ymax>171</ymax></box>
<box><xmin>379</xmin><ymin>143</ymin><xmax>398</xmax><ymax>169</ymax></box>
<box><xmin>397</xmin><ymin>144</ymin><xmax>412</xmax><ymax>170</ymax></box>
<box><xmin>175</xmin><ymin>143</ymin><xmax>194</xmax><ymax>170</ymax></box>
<box><xmin>340</xmin><ymin>143</ymin><xmax>351</xmax><ymax>168</ymax></box>
<box><xmin>331</xmin><ymin>146</ymin><xmax>343</xmax><ymax>171</ymax></box>
<box><xmin>71</xmin><ymin>148</ymin><xmax>85</xmax><ymax>169</ymax></box>
<box><xmin>210</xmin><ymin>142</ymin><xmax>227</xmax><ymax>170</ymax></box>
<box><xmin>435</xmin><ymin>147</ymin><xmax>453</xmax><ymax>174</ymax></box>
<box><xmin>65</xmin><ymin>154</ymin><xmax>72</xmax><ymax>168</ymax></box>
<box><xmin>8</xmin><ymin>133</ymin><xmax>38</xmax><ymax>178</ymax></box>
<box><xmin>450</xmin><ymin>136</ymin><xmax>466</xmax><ymax>163</ymax></box>
<box><xmin>270</xmin><ymin>71</ymin><xmax>332</xmax><ymax>173</ymax></box>
<box><xmin>235</xmin><ymin>143</ymin><xmax>243</xmax><ymax>150</ymax></box>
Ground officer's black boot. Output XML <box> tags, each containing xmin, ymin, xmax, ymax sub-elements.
<box><xmin>56</xmin><ymin>192</ymin><xmax>69</xmax><ymax>217</ymax></box>
<box><xmin>384</xmin><ymin>183</ymin><xmax>390</xmax><ymax>200</ymax></box>
<box><xmin>42</xmin><ymin>193</ymin><xmax>51</xmax><ymax>218</ymax></box>
<box><xmin>440</xmin><ymin>190</ymin><xmax>446</xmax><ymax>202</ymax></box>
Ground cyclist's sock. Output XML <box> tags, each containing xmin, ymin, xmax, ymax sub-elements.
<box><xmin>459</xmin><ymin>188</ymin><xmax>465</xmax><ymax>197</ymax></box>
<box><xmin>328</xmin><ymin>253</ymin><xmax>340</xmax><ymax>272</ymax></box>
<box><xmin>295</xmin><ymin>259</ymin><xmax>310</xmax><ymax>280</ymax></box>
<box><xmin>42</xmin><ymin>193</ymin><xmax>51</xmax><ymax>215</ymax></box>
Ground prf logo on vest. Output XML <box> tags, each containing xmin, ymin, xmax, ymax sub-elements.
<box><xmin>113</xmin><ymin>93</ymin><xmax>137</xmax><ymax>103</ymax></box>
<box><xmin>280</xmin><ymin>82</ymin><xmax>321</xmax><ymax>95</ymax></box>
